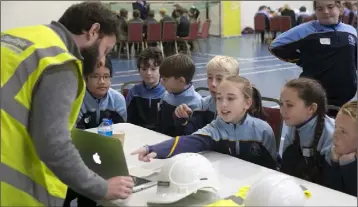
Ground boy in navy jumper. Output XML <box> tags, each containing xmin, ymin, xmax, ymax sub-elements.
<box><xmin>126</xmin><ymin>48</ymin><xmax>166</xmax><ymax>130</ymax></box>
<box><xmin>157</xmin><ymin>54</ymin><xmax>202</xmax><ymax>136</ymax></box>
<box><xmin>132</xmin><ymin>76</ymin><xmax>277</xmax><ymax>169</ymax></box>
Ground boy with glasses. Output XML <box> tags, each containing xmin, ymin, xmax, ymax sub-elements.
<box><xmin>76</xmin><ymin>58</ymin><xmax>127</xmax><ymax>130</ymax></box>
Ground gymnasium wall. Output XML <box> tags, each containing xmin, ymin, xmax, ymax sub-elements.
<box><xmin>1</xmin><ymin>1</ymin><xmax>82</xmax><ymax>31</ymax></box>
<box><xmin>240</xmin><ymin>1</ymin><xmax>314</xmax><ymax>29</ymax></box>
<box><xmin>1</xmin><ymin>1</ymin><xmax>313</xmax><ymax>35</ymax></box>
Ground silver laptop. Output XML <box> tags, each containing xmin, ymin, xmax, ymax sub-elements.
<box><xmin>71</xmin><ymin>128</ymin><xmax>157</xmax><ymax>193</ymax></box>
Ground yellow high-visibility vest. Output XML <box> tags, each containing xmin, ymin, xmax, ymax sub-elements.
<box><xmin>1</xmin><ymin>24</ymin><xmax>85</xmax><ymax>206</ymax></box>
<box><xmin>205</xmin><ymin>185</ymin><xmax>311</xmax><ymax>206</ymax></box>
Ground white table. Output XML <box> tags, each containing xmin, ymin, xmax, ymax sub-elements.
<box><xmin>88</xmin><ymin>123</ymin><xmax>357</xmax><ymax>206</ymax></box>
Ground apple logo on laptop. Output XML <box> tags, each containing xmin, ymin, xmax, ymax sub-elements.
<box><xmin>93</xmin><ymin>153</ymin><xmax>101</xmax><ymax>164</ymax></box>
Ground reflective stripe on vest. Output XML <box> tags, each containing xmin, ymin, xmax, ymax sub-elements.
<box><xmin>1</xmin><ymin>163</ymin><xmax>64</xmax><ymax>206</ymax></box>
<box><xmin>1</xmin><ymin>46</ymin><xmax>72</xmax><ymax>206</ymax></box>
<box><xmin>1</xmin><ymin>46</ymin><xmax>65</xmax><ymax>126</ymax></box>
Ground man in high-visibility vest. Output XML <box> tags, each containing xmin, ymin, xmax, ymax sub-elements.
<box><xmin>1</xmin><ymin>2</ymin><xmax>134</xmax><ymax>206</ymax></box>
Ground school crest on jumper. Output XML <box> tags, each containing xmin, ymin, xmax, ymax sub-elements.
<box><xmin>250</xmin><ymin>143</ymin><xmax>261</xmax><ymax>156</ymax></box>
<box><xmin>348</xmin><ymin>35</ymin><xmax>355</xmax><ymax>46</ymax></box>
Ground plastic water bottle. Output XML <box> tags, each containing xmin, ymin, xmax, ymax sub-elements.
<box><xmin>97</xmin><ymin>118</ymin><xmax>113</xmax><ymax>137</ymax></box>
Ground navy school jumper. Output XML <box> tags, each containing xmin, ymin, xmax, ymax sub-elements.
<box><xmin>126</xmin><ymin>82</ymin><xmax>166</xmax><ymax>130</ymax></box>
<box><xmin>76</xmin><ymin>88</ymin><xmax>127</xmax><ymax>129</ymax></box>
<box><xmin>270</xmin><ymin>21</ymin><xmax>357</xmax><ymax>107</ymax></box>
<box><xmin>157</xmin><ymin>84</ymin><xmax>202</xmax><ymax>136</ymax></box>
<box><xmin>149</xmin><ymin>114</ymin><xmax>277</xmax><ymax>169</ymax></box>
<box><xmin>174</xmin><ymin>95</ymin><xmax>216</xmax><ymax>135</ymax></box>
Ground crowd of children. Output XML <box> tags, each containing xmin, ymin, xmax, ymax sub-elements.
<box><xmin>72</xmin><ymin>44</ymin><xmax>357</xmax><ymax>205</ymax></box>
<box><xmin>69</xmin><ymin>2</ymin><xmax>357</xmax><ymax>205</ymax></box>
<box><xmin>127</xmin><ymin>48</ymin><xmax>357</xmax><ymax>197</ymax></box>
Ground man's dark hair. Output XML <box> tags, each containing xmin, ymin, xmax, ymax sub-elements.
<box><xmin>133</xmin><ymin>10</ymin><xmax>141</xmax><ymax>18</ymax></box>
<box><xmin>59</xmin><ymin>2</ymin><xmax>119</xmax><ymax>37</ymax></box>
<box><xmin>137</xmin><ymin>47</ymin><xmax>163</xmax><ymax>70</ymax></box>
<box><xmin>159</xmin><ymin>54</ymin><xmax>195</xmax><ymax>84</ymax></box>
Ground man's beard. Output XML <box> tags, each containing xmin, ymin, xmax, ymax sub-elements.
<box><xmin>81</xmin><ymin>41</ymin><xmax>100</xmax><ymax>76</ymax></box>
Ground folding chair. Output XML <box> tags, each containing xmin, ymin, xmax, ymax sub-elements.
<box><xmin>146</xmin><ymin>23</ymin><xmax>163</xmax><ymax>57</ymax></box>
<box><xmin>126</xmin><ymin>23</ymin><xmax>145</xmax><ymax>59</ymax></box>
<box><xmin>120</xmin><ymin>81</ymin><xmax>139</xmax><ymax>98</ymax></box>
<box><xmin>177</xmin><ymin>22</ymin><xmax>199</xmax><ymax>56</ymax></box>
<box><xmin>262</xmin><ymin>97</ymin><xmax>283</xmax><ymax>150</ymax></box>
<box><xmin>279</xmin><ymin>16</ymin><xmax>292</xmax><ymax>33</ymax></box>
<box><xmin>261</xmin><ymin>97</ymin><xmax>283</xmax><ymax>170</ymax></box>
<box><xmin>254</xmin><ymin>14</ymin><xmax>266</xmax><ymax>43</ymax></box>
<box><xmin>162</xmin><ymin>21</ymin><xmax>178</xmax><ymax>57</ymax></box>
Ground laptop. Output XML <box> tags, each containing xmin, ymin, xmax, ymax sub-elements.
<box><xmin>71</xmin><ymin>128</ymin><xmax>157</xmax><ymax>193</ymax></box>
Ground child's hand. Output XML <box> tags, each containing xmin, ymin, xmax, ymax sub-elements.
<box><xmin>331</xmin><ymin>146</ymin><xmax>341</xmax><ymax>162</ymax></box>
<box><xmin>339</xmin><ymin>152</ymin><xmax>356</xmax><ymax>163</ymax></box>
<box><xmin>131</xmin><ymin>147</ymin><xmax>157</xmax><ymax>162</ymax></box>
<box><xmin>174</xmin><ymin>104</ymin><xmax>192</xmax><ymax>118</ymax></box>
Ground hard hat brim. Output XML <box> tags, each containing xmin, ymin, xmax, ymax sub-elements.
<box><xmin>147</xmin><ymin>191</ymin><xmax>187</xmax><ymax>204</ymax></box>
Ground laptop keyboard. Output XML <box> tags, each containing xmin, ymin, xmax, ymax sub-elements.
<box><xmin>131</xmin><ymin>176</ymin><xmax>151</xmax><ymax>186</ymax></box>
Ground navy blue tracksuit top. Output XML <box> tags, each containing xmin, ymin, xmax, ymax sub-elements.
<box><xmin>270</xmin><ymin>21</ymin><xmax>357</xmax><ymax>107</ymax></box>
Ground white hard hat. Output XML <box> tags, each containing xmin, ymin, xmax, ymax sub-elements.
<box><xmin>147</xmin><ymin>153</ymin><xmax>219</xmax><ymax>204</ymax></box>
<box><xmin>244</xmin><ymin>174</ymin><xmax>306</xmax><ymax>206</ymax></box>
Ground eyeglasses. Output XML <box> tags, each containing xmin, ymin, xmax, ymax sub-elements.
<box><xmin>88</xmin><ymin>75</ymin><xmax>112</xmax><ymax>82</ymax></box>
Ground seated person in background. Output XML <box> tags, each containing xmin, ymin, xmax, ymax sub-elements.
<box><xmin>343</xmin><ymin>1</ymin><xmax>353</xmax><ymax>16</ymax></box>
<box><xmin>159</xmin><ymin>8</ymin><xmax>175</xmax><ymax>24</ymax></box>
<box><xmin>189</xmin><ymin>6</ymin><xmax>200</xmax><ymax>23</ymax></box>
<box><xmin>279</xmin><ymin>78</ymin><xmax>334</xmax><ymax>187</ymax></box>
<box><xmin>129</xmin><ymin>9</ymin><xmax>143</xmax><ymax>24</ymax></box>
<box><xmin>325</xmin><ymin>100</ymin><xmax>357</xmax><ymax>196</ymax></box>
<box><xmin>128</xmin><ymin>10</ymin><xmax>144</xmax><ymax>53</ymax></box>
<box><xmin>132</xmin><ymin>76</ymin><xmax>277</xmax><ymax>170</ymax></box>
<box><xmin>126</xmin><ymin>47</ymin><xmax>165</xmax><ymax>130</ymax></box>
<box><xmin>143</xmin><ymin>10</ymin><xmax>158</xmax><ymax>47</ymax></box>
<box><xmin>76</xmin><ymin>58</ymin><xmax>127</xmax><ymax>129</ymax></box>
<box><xmin>172</xmin><ymin>4</ymin><xmax>183</xmax><ymax>22</ymax></box>
<box><xmin>255</xmin><ymin>5</ymin><xmax>270</xmax><ymax>43</ymax></box>
<box><xmin>118</xmin><ymin>9</ymin><xmax>129</xmax><ymax>41</ymax></box>
<box><xmin>296</xmin><ymin>6</ymin><xmax>311</xmax><ymax>25</ymax></box>
<box><xmin>174</xmin><ymin>56</ymin><xmax>240</xmax><ymax>135</ymax></box>
<box><xmin>157</xmin><ymin>54</ymin><xmax>202</xmax><ymax>136</ymax></box>
<box><xmin>281</xmin><ymin>4</ymin><xmax>296</xmax><ymax>27</ymax></box>
<box><xmin>143</xmin><ymin>10</ymin><xmax>158</xmax><ymax>34</ymax></box>
<box><xmin>176</xmin><ymin>8</ymin><xmax>190</xmax><ymax>38</ymax></box>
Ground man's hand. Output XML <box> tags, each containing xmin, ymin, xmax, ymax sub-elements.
<box><xmin>104</xmin><ymin>176</ymin><xmax>134</xmax><ymax>200</ymax></box>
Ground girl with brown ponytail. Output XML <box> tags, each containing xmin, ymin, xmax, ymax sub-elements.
<box><xmin>279</xmin><ymin>78</ymin><xmax>334</xmax><ymax>185</ymax></box>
